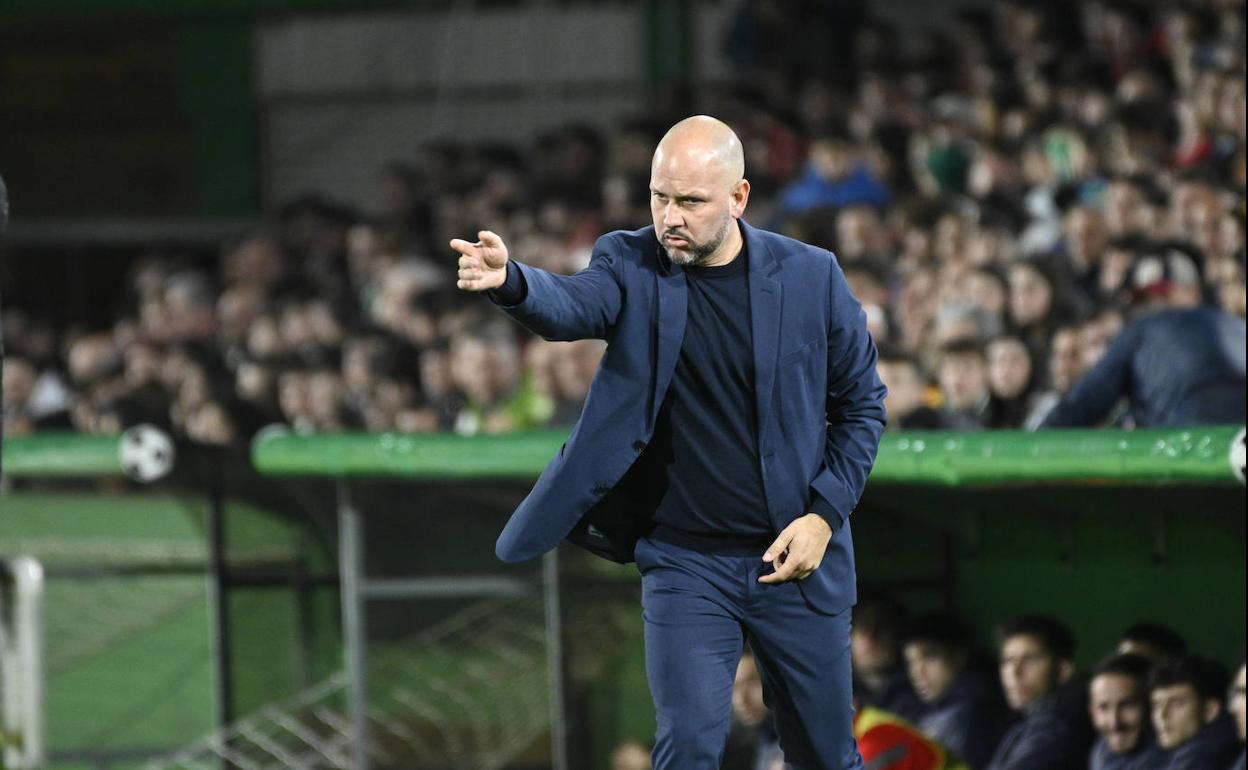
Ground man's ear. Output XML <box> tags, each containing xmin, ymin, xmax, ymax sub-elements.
<box><xmin>1202</xmin><ymin>698</ymin><xmax>1223</xmax><ymax>724</ymax></box>
<box><xmin>731</xmin><ymin>178</ymin><xmax>751</xmax><ymax>218</ymax></box>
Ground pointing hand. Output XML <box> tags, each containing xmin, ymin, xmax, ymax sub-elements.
<box><xmin>450</xmin><ymin>230</ymin><xmax>509</xmax><ymax>292</ymax></box>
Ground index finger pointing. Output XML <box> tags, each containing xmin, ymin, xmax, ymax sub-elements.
<box><xmin>449</xmin><ymin>238</ymin><xmax>478</xmax><ymax>255</ymax></box>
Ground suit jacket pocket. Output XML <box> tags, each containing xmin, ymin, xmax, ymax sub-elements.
<box><xmin>779</xmin><ymin>337</ymin><xmax>819</xmax><ymax>365</ymax></box>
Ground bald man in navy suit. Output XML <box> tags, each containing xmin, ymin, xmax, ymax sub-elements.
<box><xmin>453</xmin><ymin>116</ymin><xmax>885</xmax><ymax>769</ymax></box>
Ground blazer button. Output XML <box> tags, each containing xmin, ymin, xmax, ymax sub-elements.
<box><xmin>592</xmin><ymin>484</ymin><xmax>612</xmax><ymax>496</ymax></box>
<box><xmin>632</xmin><ymin>440</ymin><xmax>646</xmax><ymax>452</ymax></box>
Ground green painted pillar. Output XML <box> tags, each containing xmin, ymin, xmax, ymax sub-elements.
<box><xmin>644</xmin><ymin>0</ymin><xmax>694</xmax><ymax>92</ymax></box>
<box><xmin>179</xmin><ymin>19</ymin><xmax>259</xmax><ymax>215</ymax></box>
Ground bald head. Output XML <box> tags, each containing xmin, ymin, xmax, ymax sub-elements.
<box><xmin>653</xmin><ymin>115</ymin><xmax>745</xmax><ymax>191</ymax></box>
<box><xmin>649</xmin><ymin>116</ymin><xmax>751</xmax><ymax>267</ymax></box>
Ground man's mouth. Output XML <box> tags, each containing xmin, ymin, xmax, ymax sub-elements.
<box><xmin>664</xmin><ymin>234</ymin><xmax>690</xmax><ymax>247</ymax></box>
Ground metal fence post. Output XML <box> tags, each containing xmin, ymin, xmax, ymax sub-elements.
<box><xmin>542</xmin><ymin>549</ymin><xmax>567</xmax><ymax>770</ymax></box>
<box><xmin>206</xmin><ymin>449</ymin><xmax>235</xmax><ymax>737</ymax></box>
<box><xmin>338</xmin><ymin>480</ymin><xmax>370</xmax><ymax>770</ymax></box>
<box><xmin>0</xmin><ymin>556</ymin><xmax>45</xmax><ymax>770</ymax></box>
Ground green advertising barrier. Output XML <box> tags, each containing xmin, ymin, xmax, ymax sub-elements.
<box><xmin>2</xmin><ymin>426</ymin><xmax>175</xmax><ymax>481</ymax></box>
<box><xmin>8</xmin><ymin>425</ymin><xmax>1241</xmax><ymax>484</ymax></box>
<box><xmin>250</xmin><ymin>425</ymin><xmax>1246</xmax><ymax>485</ymax></box>
<box><xmin>2</xmin><ymin>433</ymin><xmax>128</xmax><ymax>478</ymax></box>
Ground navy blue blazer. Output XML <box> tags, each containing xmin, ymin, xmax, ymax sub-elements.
<box><xmin>489</xmin><ymin>220</ymin><xmax>886</xmax><ymax>613</ymax></box>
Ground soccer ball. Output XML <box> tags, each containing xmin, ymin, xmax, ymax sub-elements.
<box><xmin>120</xmin><ymin>424</ymin><xmax>175</xmax><ymax>482</ymax></box>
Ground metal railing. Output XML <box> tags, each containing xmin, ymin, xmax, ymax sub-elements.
<box><xmin>146</xmin><ymin>595</ymin><xmax>551</xmax><ymax>770</ymax></box>
<box><xmin>0</xmin><ymin>556</ymin><xmax>45</xmax><ymax>770</ymax></box>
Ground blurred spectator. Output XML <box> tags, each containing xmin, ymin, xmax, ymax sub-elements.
<box><xmin>852</xmin><ymin>595</ymin><xmax>921</xmax><ymax>718</ymax></box>
<box><xmin>987</xmin><ymin>615</ymin><xmax>1091</xmax><ymax>770</ymax></box>
<box><xmin>903</xmin><ymin>613</ymin><xmax>1006</xmax><ymax>769</ymax></box>
<box><xmin>450</xmin><ymin>333</ymin><xmax>546</xmax><ymax>435</ymax></box>
<box><xmin>1231</xmin><ymin>662</ymin><xmax>1246</xmax><ymax>770</ymax></box>
<box><xmin>6</xmin><ymin>0</ymin><xmax>1244</xmax><ymax>447</ymax></box>
<box><xmin>1149</xmin><ymin>654</ymin><xmax>1239</xmax><ymax>768</ymax></box>
<box><xmin>723</xmin><ymin>651</ymin><xmax>785</xmax><ymax>770</ymax></box>
<box><xmin>1098</xmin><ymin>237</ymin><xmax>1143</xmax><ymax>301</ymax></box>
<box><xmin>1</xmin><ymin>355</ymin><xmax>71</xmax><ymax>436</ymax></box>
<box><xmin>1079</xmin><ymin>308</ymin><xmax>1125</xmax><ymax>373</ymax></box>
<box><xmin>609</xmin><ymin>740</ymin><xmax>653</xmax><ymax>770</ymax></box>
<box><xmin>774</xmin><ymin>130</ymin><xmax>892</xmax><ymax>222</ymax></box>
<box><xmin>985</xmin><ymin>335</ymin><xmax>1039</xmax><ymax>429</ymax></box>
<box><xmin>1117</xmin><ymin>623</ymin><xmax>1189</xmax><ymax>665</ymax></box>
<box><xmin>1024</xmin><ymin>325</ymin><xmax>1086</xmax><ymax>429</ymax></box>
<box><xmin>1043</xmin><ymin>248</ymin><xmax>1247</xmax><ymax>427</ymax></box>
<box><xmin>548</xmin><ymin>339</ymin><xmax>606</xmax><ymax>427</ymax></box>
<box><xmin>937</xmin><ymin>340</ymin><xmax>989</xmax><ymax>430</ymax></box>
<box><xmin>1087</xmin><ymin>653</ymin><xmax>1163</xmax><ymax>770</ymax></box>
<box><xmin>877</xmin><ymin>347</ymin><xmax>945</xmax><ymax>430</ymax></box>
<box><xmin>1008</xmin><ymin>260</ymin><xmax>1064</xmax><ymax>359</ymax></box>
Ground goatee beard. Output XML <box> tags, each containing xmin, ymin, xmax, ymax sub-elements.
<box><xmin>663</xmin><ymin>216</ymin><xmax>731</xmax><ymax>266</ymax></box>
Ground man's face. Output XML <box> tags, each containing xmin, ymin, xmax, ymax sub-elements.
<box><xmin>904</xmin><ymin>642</ymin><xmax>960</xmax><ymax>703</ymax></box>
<box><xmin>1000</xmin><ymin>634</ymin><xmax>1059</xmax><ymax>711</ymax></box>
<box><xmin>1063</xmin><ymin>207</ymin><xmax>1108</xmax><ymax>271</ymax></box>
<box><xmin>851</xmin><ymin>628</ymin><xmax>897</xmax><ymax>675</ymax></box>
<box><xmin>1008</xmin><ymin>264</ymin><xmax>1053</xmax><ymax>326</ymax></box>
<box><xmin>649</xmin><ymin>166</ymin><xmax>735</xmax><ymax>266</ymax></box>
<box><xmin>1231</xmin><ymin>665</ymin><xmax>1246</xmax><ymax>741</ymax></box>
<box><xmin>836</xmin><ymin>206</ymin><xmax>882</xmax><ymax>260</ymax></box>
<box><xmin>648</xmin><ymin>127</ymin><xmax>748</xmax><ymax>267</ymax></box>
<box><xmin>938</xmin><ymin>353</ymin><xmax>987</xmax><ymax>410</ymax></box>
<box><xmin>1100</xmin><ymin>247</ymin><xmax>1136</xmax><ymax>296</ymax></box>
<box><xmin>988</xmin><ymin>338</ymin><xmax>1031</xmax><ymax>399</ymax></box>
<box><xmin>1106</xmin><ymin>182</ymin><xmax>1145</xmax><ymax>236</ymax></box>
<box><xmin>1049</xmin><ymin>330</ymin><xmax>1085</xmax><ymax>393</ymax></box>
<box><xmin>1089</xmin><ymin>673</ymin><xmax>1147</xmax><ymax>754</ymax></box>
<box><xmin>1152</xmin><ymin>683</ymin><xmax>1206</xmax><ymax>749</ymax></box>
<box><xmin>878</xmin><ymin>361</ymin><xmax>924</xmax><ymax>420</ymax></box>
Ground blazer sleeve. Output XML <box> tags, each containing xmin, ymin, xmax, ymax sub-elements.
<box><xmin>488</xmin><ymin>233</ymin><xmax>624</xmax><ymax>341</ymax></box>
<box><xmin>807</xmin><ymin>255</ymin><xmax>887</xmax><ymax>532</ymax></box>
<box><xmin>1041</xmin><ymin>321</ymin><xmax>1139</xmax><ymax>428</ymax></box>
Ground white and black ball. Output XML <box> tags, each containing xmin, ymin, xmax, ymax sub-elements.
<box><xmin>120</xmin><ymin>424</ymin><xmax>175</xmax><ymax>482</ymax></box>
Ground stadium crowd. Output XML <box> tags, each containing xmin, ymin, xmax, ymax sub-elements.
<box><xmin>610</xmin><ymin>601</ymin><xmax>1247</xmax><ymax>770</ymax></box>
<box><xmin>2</xmin><ymin>0</ymin><xmax>1245</xmax><ymax>447</ymax></box>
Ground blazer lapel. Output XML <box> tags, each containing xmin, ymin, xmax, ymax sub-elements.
<box><xmin>652</xmin><ymin>248</ymin><xmax>687</xmax><ymax>424</ymax></box>
<box><xmin>744</xmin><ymin>221</ymin><xmax>782</xmax><ymax>439</ymax></box>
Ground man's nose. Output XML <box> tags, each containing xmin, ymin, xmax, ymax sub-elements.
<box><xmin>662</xmin><ymin>203</ymin><xmax>683</xmax><ymax>228</ymax></box>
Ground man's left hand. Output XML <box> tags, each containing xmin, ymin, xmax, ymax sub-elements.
<box><xmin>757</xmin><ymin>513</ymin><xmax>833</xmax><ymax>584</ymax></box>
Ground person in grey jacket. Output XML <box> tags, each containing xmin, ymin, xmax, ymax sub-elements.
<box><xmin>1229</xmin><ymin>661</ymin><xmax>1245</xmax><ymax>770</ymax></box>
<box><xmin>1044</xmin><ymin>247</ymin><xmax>1245</xmax><ymax>429</ymax></box>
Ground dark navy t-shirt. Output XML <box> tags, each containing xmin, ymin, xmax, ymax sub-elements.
<box><xmin>626</xmin><ymin>244</ymin><xmax>774</xmax><ymax>553</ymax></box>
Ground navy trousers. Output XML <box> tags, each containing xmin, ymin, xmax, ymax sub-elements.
<box><xmin>635</xmin><ymin>535</ymin><xmax>864</xmax><ymax>770</ymax></box>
